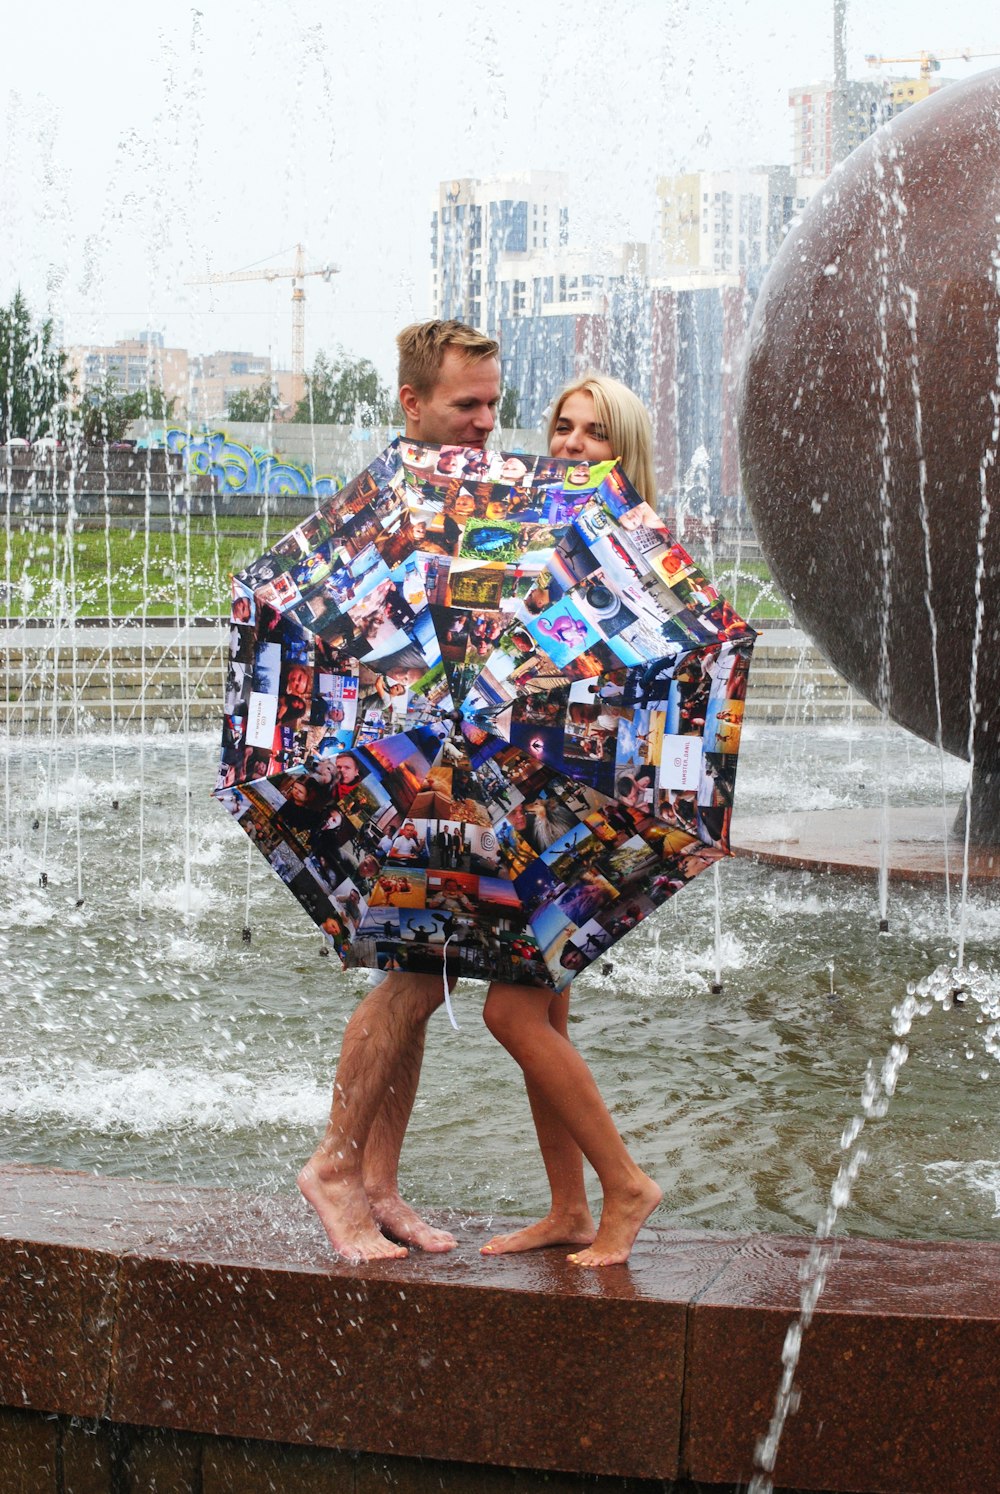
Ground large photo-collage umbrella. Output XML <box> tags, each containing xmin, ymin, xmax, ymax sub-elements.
<box><xmin>215</xmin><ymin>439</ymin><xmax>755</xmax><ymax>989</ymax></box>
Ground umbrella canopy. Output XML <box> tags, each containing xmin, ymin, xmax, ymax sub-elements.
<box><xmin>215</xmin><ymin>439</ymin><xmax>755</xmax><ymax>989</ymax></box>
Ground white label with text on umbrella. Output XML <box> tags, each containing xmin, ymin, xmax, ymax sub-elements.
<box><xmin>246</xmin><ymin>691</ymin><xmax>279</xmax><ymax>749</ymax></box>
<box><xmin>658</xmin><ymin>734</ymin><xmax>703</xmax><ymax>791</ymax></box>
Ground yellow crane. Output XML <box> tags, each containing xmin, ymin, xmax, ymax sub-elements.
<box><xmin>187</xmin><ymin>244</ymin><xmax>339</xmax><ymax>408</ymax></box>
<box><xmin>864</xmin><ymin>49</ymin><xmax>1000</xmax><ymax>79</ymax></box>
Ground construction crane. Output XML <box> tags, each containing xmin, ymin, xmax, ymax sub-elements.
<box><xmin>188</xmin><ymin>244</ymin><xmax>339</xmax><ymax>408</ymax></box>
<box><xmin>864</xmin><ymin>49</ymin><xmax>1000</xmax><ymax>79</ymax></box>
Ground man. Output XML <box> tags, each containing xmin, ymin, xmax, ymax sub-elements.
<box><xmin>298</xmin><ymin>319</ymin><xmax>501</xmax><ymax>1262</ymax></box>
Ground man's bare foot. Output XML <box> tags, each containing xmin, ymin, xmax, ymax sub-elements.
<box><xmin>567</xmin><ymin>1175</ymin><xmax>662</xmax><ymax>1267</ymax></box>
<box><xmin>481</xmin><ymin>1207</ymin><xmax>596</xmax><ymax>1255</ymax></box>
<box><xmin>298</xmin><ymin>1161</ymin><xmax>408</xmax><ymax>1263</ymax></box>
<box><xmin>368</xmin><ymin>1189</ymin><xmax>457</xmax><ymax>1253</ymax></box>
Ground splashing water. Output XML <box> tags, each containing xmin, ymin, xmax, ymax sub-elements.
<box><xmin>748</xmin><ymin>958</ymin><xmax>1000</xmax><ymax>1493</ymax></box>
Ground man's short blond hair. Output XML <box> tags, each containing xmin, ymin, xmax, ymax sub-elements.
<box><xmin>396</xmin><ymin>319</ymin><xmax>500</xmax><ymax>397</ymax></box>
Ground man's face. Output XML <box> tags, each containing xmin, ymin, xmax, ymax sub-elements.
<box><xmin>337</xmin><ymin>755</ymin><xmax>358</xmax><ymax>784</ymax></box>
<box><xmin>401</xmin><ymin>348</ymin><xmax>501</xmax><ymax>447</ymax></box>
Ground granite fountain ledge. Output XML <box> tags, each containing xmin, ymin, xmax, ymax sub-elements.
<box><xmin>2</xmin><ymin>1165</ymin><xmax>999</xmax><ymax>1494</ymax></box>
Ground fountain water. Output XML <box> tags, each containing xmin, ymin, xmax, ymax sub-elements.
<box><xmin>4</xmin><ymin>37</ymin><xmax>1000</xmax><ymax>1494</ymax></box>
<box><xmin>736</xmin><ymin>65</ymin><xmax>1000</xmax><ymax>1489</ymax></box>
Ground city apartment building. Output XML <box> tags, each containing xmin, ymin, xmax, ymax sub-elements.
<box><xmin>656</xmin><ymin>168</ymin><xmax>825</xmax><ymax>279</ymax></box>
<box><xmin>428</xmin><ymin>168</ymin><xmax>752</xmax><ymax>499</ymax></box>
<box><xmin>64</xmin><ymin>335</ymin><xmax>296</xmax><ymax>421</ymax></box>
<box><xmin>64</xmin><ymin>333</ymin><xmax>190</xmax><ymax>408</ymax></box>
<box><xmin>430</xmin><ymin>171</ymin><xmax>569</xmax><ymax>337</ymax></box>
<box><xmin>187</xmin><ymin>351</ymin><xmax>296</xmax><ymax>422</ymax></box>
<box><xmin>787</xmin><ymin>75</ymin><xmax>945</xmax><ymax>177</ymax></box>
<box><xmin>657</xmin><ymin>170</ymin><xmax>770</xmax><ymax>277</ymax></box>
<box><xmin>498</xmin><ymin>242</ymin><xmax>651</xmax><ymax>422</ymax></box>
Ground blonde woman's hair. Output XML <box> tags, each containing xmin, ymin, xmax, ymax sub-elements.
<box><xmin>396</xmin><ymin>319</ymin><xmax>499</xmax><ymax>397</ymax></box>
<box><xmin>547</xmin><ymin>372</ymin><xmax>656</xmax><ymax>505</ymax></box>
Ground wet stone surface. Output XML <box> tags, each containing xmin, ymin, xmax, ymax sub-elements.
<box><xmin>4</xmin><ymin>1166</ymin><xmax>1000</xmax><ymax>1491</ymax></box>
<box><xmin>734</xmin><ymin>806</ymin><xmax>1000</xmax><ymax>883</ymax></box>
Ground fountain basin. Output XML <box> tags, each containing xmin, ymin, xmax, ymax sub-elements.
<box><xmin>735</xmin><ymin>806</ymin><xmax>1000</xmax><ymax>882</ymax></box>
<box><xmin>4</xmin><ymin>1164</ymin><xmax>1000</xmax><ymax>1493</ymax></box>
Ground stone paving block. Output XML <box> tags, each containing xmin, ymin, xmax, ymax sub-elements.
<box><xmin>119</xmin><ymin>1426</ymin><xmax>202</xmax><ymax>1494</ymax></box>
<box><xmin>0</xmin><ymin>1406</ymin><xmax>58</xmax><ymax>1494</ymax></box>
<box><xmin>201</xmin><ymin>1436</ymin><xmax>355</xmax><ymax>1493</ymax></box>
<box><xmin>684</xmin><ymin>1234</ymin><xmax>1000</xmax><ymax>1494</ymax></box>
<box><xmin>355</xmin><ymin>1458</ymin><xmax>667</xmax><ymax>1491</ymax></box>
<box><xmin>355</xmin><ymin>1455</ymin><xmax>519</xmax><ymax>1493</ymax></box>
<box><xmin>105</xmin><ymin>1194</ymin><xmax>733</xmax><ymax>1482</ymax></box>
<box><xmin>0</xmin><ymin>1237</ymin><xmax>118</xmax><ymax>1419</ymax></box>
<box><xmin>0</xmin><ymin>1167</ymin><xmax>233</xmax><ymax>1422</ymax></box>
<box><xmin>0</xmin><ymin>1166</ymin><xmax>229</xmax><ymax>1255</ymax></box>
<box><xmin>61</xmin><ymin>1422</ymin><xmax>114</xmax><ymax>1494</ymax></box>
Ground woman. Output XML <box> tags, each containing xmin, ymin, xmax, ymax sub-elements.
<box><xmin>481</xmin><ymin>372</ymin><xmax>662</xmax><ymax>1269</ymax></box>
<box><xmin>548</xmin><ymin>372</ymin><xmax>657</xmax><ymax>505</ymax></box>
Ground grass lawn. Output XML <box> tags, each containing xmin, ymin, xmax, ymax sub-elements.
<box><xmin>708</xmin><ymin>558</ymin><xmax>789</xmax><ymax>621</ymax></box>
<box><xmin>4</xmin><ymin>523</ymin><xmax>269</xmax><ymax>618</ymax></box>
<box><xmin>4</xmin><ymin>522</ymin><xmax>790</xmax><ymax>623</ymax></box>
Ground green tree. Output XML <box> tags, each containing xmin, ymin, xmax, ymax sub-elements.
<box><xmin>292</xmin><ymin>348</ymin><xmax>392</xmax><ymax>425</ymax></box>
<box><xmin>227</xmin><ymin>383</ymin><xmax>278</xmax><ymax>422</ymax></box>
<box><xmin>77</xmin><ymin>378</ymin><xmax>177</xmax><ymax>443</ymax></box>
<box><xmin>499</xmin><ymin>384</ymin><xmax>519</xmax><ymax>428</ymax></box>
<box><xmin>0</xmin><ymin>289</ymin><xmax>71</xmax><ymax>443</ymax></box>
<box><xmin>142</xmin><ymin>386</ymin><xmax>179</xmax><ymax>422</ymax></box>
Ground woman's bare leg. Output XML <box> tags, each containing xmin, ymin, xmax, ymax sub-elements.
<box><xmin>481</xmin><ymin>982</ymin><xmax>661</xmax><ymax>1266</ymax></box>
<box><xmin>481</xmin><ymin>988</ymin><xmax>595</xmax><ymax>1254</ymax></box>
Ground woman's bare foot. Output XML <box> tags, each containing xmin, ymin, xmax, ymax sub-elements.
<box><xmin>298</xmin><ymin>1161</ymin><xmax>408</xmax><ymax>1263</ymax></box>
<box><xmin>481</xmin><ymin>1206</ymin><xmax>596</xmax><ymax>1255</ymax></box>
<box><xmin>368</xmin><ymin>1189</ymin><xmax>457</xmax><ymax>1253</ymax></box>
<box><xmin>567</xmin><ymin>1175</ymin><xmax>662</xmax><ymax>1267</ymax></box>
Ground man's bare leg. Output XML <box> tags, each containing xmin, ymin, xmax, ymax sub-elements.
<box><xmin>482</xmin><ymin>982</ymin><xmax>661</xmax><ymax>1267</ymax></box>
<box><xmin>362</xmin><ymin>979</ymin><xmax>456</xmax><ymax>1252</ymax></box>
<box><xmin>299</xmin><ymin>972</ymin><xmax>445</xmax><ymax>1261</ymax></box>
<box><xmin>482</xmin><ymin>988</ymin><xmax>595</xmax><ymax>1255</ymax></box>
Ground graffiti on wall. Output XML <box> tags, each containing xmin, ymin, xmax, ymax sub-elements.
<box><xmin>145</xmin><ymin>428</ymin><xmax>345</xmax><ymax>499</ymax></box>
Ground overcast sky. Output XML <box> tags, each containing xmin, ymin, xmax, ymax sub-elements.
<box><xmin>3</xmin><ymin>0</ymin><xmax>999</xmax><ymax>382</ymax></box>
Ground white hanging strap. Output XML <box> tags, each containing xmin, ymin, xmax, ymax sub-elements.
<box><xmin>441</xmin><ymin>934</ymin><xmax>459</xmax><ymax>1030</ymax></box>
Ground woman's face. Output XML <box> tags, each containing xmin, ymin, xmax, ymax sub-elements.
<box><xmin>549</xmin><ymin>391</ymin><xmax>615</xmax><ymax>466</ymax></box>
<box><xmin>285</xmin><ymin>665</ymin><xmax>311</xmax><ymax>698</ymax></box>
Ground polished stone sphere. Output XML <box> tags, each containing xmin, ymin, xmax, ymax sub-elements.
<box><xmin>739</xmin><ymin>69</ymin><xmax>1000</xmax><ymax>837</ymax></box>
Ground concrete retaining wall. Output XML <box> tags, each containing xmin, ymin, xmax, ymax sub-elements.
<box><xmin>1</xmin><ymin>626</ymin><xmax>878</xmax><ymax>732</ymax></box>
